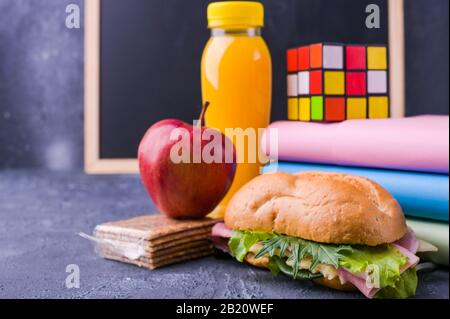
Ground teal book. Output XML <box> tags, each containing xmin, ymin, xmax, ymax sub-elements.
<box><xmin>262</xmin><ymin>162</ymin><xmax>449</xmax><ymax>222</ymax></box>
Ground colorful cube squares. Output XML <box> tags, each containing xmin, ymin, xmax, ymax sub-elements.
<box><xmin>310</xmin><ymin>43</ymin><xmax>344</xmax><ymax>69</ymax></box>
<box><xmin>346</xmin><ymin>72</ymin><xmax>366</xmax><ymax>96</ymax></box>
<box><xmin>287</xmin><ymin>48</ymin><xmax>298</xmax><ymax>72</ymax></box>
<box><xmin>310</xmin><ymin>70</ymin><xmax>323</xmax><ymax>95</ymax></box>
<box><xmin>346</xmin><ymin>45</ymin><xmax>366</xmax><ymax>70</ymax></box>
<box><xmin>369</xmin><ymin>96</ymin><xmax>389</xmax><ymax>118</ymax></box>
<box><xmin>298</xmin><ymin>46</ymin><xmax>310</xmax><ymax>71</ymax></box>
<box><xmin>287</xmin><ymin>98</ymin><xmax>299</xmax><ymax>120</ymax></box>
<box><xmin>368</xmin><ymin>71</ymin><xmax>388</xmax><ymax>94</ymax></box>
<box><xmin>325</xmin><ymin>97</ymin><xmax>345</xmax><ymax>121</ymax></box>
<box><xmin>287</xmin><ymin>74</ymin><xmax>298</xmax><ymax>97</ymax></box>
<box><xmin>310</xmin><ymin>43</ymin><xmax>323</xmax><ymax>69</ymax></box>
<box><xmin>324</xmin><ymin>71</ymin><xmax>345</xmax><ymax>95</ymax></box>
<box><xmin>299</xmin><ymin>97</ymin><xmax>311</xmax><ymax>121</ymax></box>
<box><xmin>323</xmin><ymin>44</ymin><xmax>344</xmax><ymax>69</ymax></box>
<box><xmin>298</xmin><ymin>71</ymin><xmax>310</xmax><ymax>95</ymax></box>
<box><xmin>347</xmin><ymin>98</ymin><xmax>367</xmax><ymax>119</ymax></box>
<box><xmin>311</xmin><ymin>96</ymin><xmax>324</xmax><ymax>121</ymax></box>
<box><xmin>286</xmin><ymin>43</ymin><xmax>389</xmax><ymax>122</ymax></box>
<box><xmin>309</xmin><ymin>70</ymin><xmax>323</xmax><ymax>95</ymax></box>
<box><xmin>368</xmin><ymin>46</ymin><xmax>388</xmax><ymax>70</ymax></box>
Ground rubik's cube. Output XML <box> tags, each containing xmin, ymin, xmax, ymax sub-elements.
<box><xmin>287</xmin><ymin>43</ymin><xmax>389</xmax><ymax>122</ymax></box>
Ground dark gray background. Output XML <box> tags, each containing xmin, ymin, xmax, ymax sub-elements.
<box><xmin>0</xmin><ymin>0</ymin><xmax>448</xmax><ymax>169</ymax></box>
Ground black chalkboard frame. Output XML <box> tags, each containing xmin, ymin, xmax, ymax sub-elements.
<box><xmin>84</xmin><ymin>0</ymin><xmax>405</xmax><ymax>174</ymax></box>
<box><xmin>85</xmin><ymin>0</ymin><xmax>139</xmax><ymax>174</ymax></box>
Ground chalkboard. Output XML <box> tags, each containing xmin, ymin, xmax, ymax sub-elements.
<box><xmin>85</xmin><ymin>0</ymin><xmax>403</xmax><ymax>174</ymax></box>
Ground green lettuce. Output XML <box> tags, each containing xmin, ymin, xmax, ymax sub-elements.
<box><xmin>228</xmin><ymin>231</ymin><xmax>414</xmax><ymax>294</ymax></box>
<box><xmin>228</xmin><ymin>230</ymin><xmax>273</xmax><ymax>262</ymax></box>
<box><xmin>228</xmin><ymin>231</ymin><xmax>352</xmax><ymax>270</ymax></box>
<box><xmin>340</xmin><ymin>245</ymin><xmax>408</xmax><ymax>289</ymax></box>
<box><xmin>228</xmin><ymin>230</ymin><xmax>352</xmax><ymax>280</ymax></box>
<box><xmin>375</xmin><ymin>268</ymin><xmax>418</xmax><ymax>299</ymax></box>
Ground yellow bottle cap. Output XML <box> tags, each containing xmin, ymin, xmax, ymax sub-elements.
<box><xmin>207</xmin><ymin>1</ymin><xmax>264</xmax><ymax>29</ymax></box>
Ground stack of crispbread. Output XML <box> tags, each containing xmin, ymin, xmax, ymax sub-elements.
<box><xmin>93</xmin><ymin>214</ymin><xmax>218</xmax><ymax>270</ymax></box>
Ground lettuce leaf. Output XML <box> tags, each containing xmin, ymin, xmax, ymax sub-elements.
<box><xmin>267</xmin><ymin>255</ymin><xmax>281</xmax><ymax>276</ymax></box>
<box><xmin>340</xmin><ymin>245</ymin><xmax>408</xmax><ymax>289</ymax></box>
<box><xmin>229</xmin><ymin>230</ymin><xmax>351</xmax><ymax>270</ymax></box>
<box><xmin>228</xmin><ymin>230</ymin><xmax>273</xmax><ymax>262</ymax></box>
<box><xmin>374</xmin><ymin>268</ymin><xmax>418</xmax><ymax>299</ymax></box>
<box><xmin>228</xmin><ymin>230</ymin><xmax>415</xmax><ymax>295</ymax></box>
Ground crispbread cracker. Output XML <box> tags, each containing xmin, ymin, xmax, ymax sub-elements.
<box><xmin>148</xmin><ymin>240</ymin><xmax>212</xmax><ymax>257</ymax></box>
<box><xmin>99</xmin><ymin>248</ymin><xmax>214</xmax><ymax>270</ymax></box>
<box><xmin>144</xmin><ymin>247</ymin><xmax>214</xmax><ymax>264</ymax></box>
<box><xmin>96</xmin><ymin>237</ymin><xmax>212</xmax><ymax>256</ymax></box>
<box><xmin>148</xmin><ymin>235</ymin><xmax>212</xmax><ymax>252</ymax></box>
<box><xmin>92</xmin><ymin>214</ymin><xmax>219</xmax><ymax>270</ymax></box>
<box><xmin>94</xmin><ymin>228</ymin><xmax>212</xmax><ymax>248</ymax></box>
<box><xmin>94</xmin><ymin>214</ymin><xmax>218</xmax><ymax>241</ymax></box>
<box><xmin>99</xmin><ymin>243</ymin><xmax>213</xmax><ymax>262</ymax></box>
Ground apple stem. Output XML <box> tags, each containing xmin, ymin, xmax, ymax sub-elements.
<box><xmin>197</xmin><ymin>101</ymin><xmax>210</xmax><ymax>127</ymax></box>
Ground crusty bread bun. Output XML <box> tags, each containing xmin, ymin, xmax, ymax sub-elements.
<box><xmin>244</xmin><ymin>253</ymin><xmax>269</xmax><ymax>269</ymax></box>
<box><xmin>225</xmin><ymin>171</ymin><xmax>407</xmax><ymax>246</ymax></box>
<box><xmin>245</xmin><ymin>253</ymin><xmax>356</xmax><ymax>291</ymax></box>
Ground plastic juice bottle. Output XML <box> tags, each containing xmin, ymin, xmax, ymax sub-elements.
<box><xmin>201</xmin><ymin>2</ymin><xmax>272</xmax><ymax>218</ymax></box>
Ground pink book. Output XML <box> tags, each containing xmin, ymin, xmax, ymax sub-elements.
<box><xmin>263</xmin><ymin>115</ymin><xmax>449</xmax><ymax>174</ymax></box>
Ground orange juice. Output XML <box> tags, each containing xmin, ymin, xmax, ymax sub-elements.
<box><xmin>201</xmin><ymin>2</ymin><xmax>272</xmax><ymax>218</ymax></box>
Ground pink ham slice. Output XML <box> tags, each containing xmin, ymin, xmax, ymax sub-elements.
<box><xmin>339</xmin><ymin>231</ymin><xmax>420</xmax><ymax>298</ymax></box>
<box><xmin>395</xmin><ymin>228</ymin><xmax>419</xmax><ymax>254</ymax></box>
<box><xmin>210</xmin><ymin>236</ymin><xmax>230</xmax><ymax>253</ymax></box>
<box><xmin>211</xmin><ymin>222</ymin><xmax>232</xmax><ymax>238</ymax></box>
<box><xmin>210</xmin><ymin>223</ymin><xmax>232</xmax><ymax>253</ymax></box>
<box><xmin>392</xmin><ymin>244</ymin><xmax>420</xmax><ymax>270</ymax></box>
<box><xmin>338</xmin><ymin>245</ymin><xmax>420</xmax><ymax>299</ymax></box>
<box><xmin>338</xmin><ymin>268</ymin><xmax>381</xmax><ymax>298</ymax></box>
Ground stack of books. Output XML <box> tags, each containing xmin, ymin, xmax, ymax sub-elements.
<box><xmin>262</xmin><ymin>115</ymin><xmax>449</xmax><ymax>266</ymax></box>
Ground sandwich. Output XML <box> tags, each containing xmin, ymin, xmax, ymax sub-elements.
<box><xmin>211</xmin><ymin>171</ymin><xmax>436</xmax><ymax>299</ymax></box>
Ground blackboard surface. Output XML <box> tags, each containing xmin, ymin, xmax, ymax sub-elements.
<box><xmin>100</xmin><ymin>0</ymin><xmax>386</xmax><ymax>159</ymax></box>
<box><xmin>0</xmin><ymin>0</ymin><xmax>447</xmax><ymax>170</ymax></box>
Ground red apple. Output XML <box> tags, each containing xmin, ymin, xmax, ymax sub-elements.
<box><xmin>138</xmin><ymin>102</ymin><xmax>236</xmax><ymax>219</ymax></box>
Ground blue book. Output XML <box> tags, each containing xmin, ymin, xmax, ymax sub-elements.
<box><xmin>263</xmin><ymin>162</ymin><xmax>449</xmax><ymax>222</ymax></box>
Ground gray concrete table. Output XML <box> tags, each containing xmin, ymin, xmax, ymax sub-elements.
<box><xmin>0</xmin><ymin>170</ymin><xmax>448</xmax><ymax>299</ymax></box>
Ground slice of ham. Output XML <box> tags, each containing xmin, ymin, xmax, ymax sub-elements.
<box><xmin>339</xmin><ymin>231</ymin><xmax>420</xmax><ymax>298</ymax></box>
<box><xmin>392</xmin><ymin>244</ymin><xmax>420</xmax><ymax>270</ymax></box>
<box><xmin>211</xmin><ymin>222</ymin><xmax>232</xmax><ymax>238</ymax></box>
<box><xmin>395</xmin><ymin>228</ymin><xmax>419</xmax><ymax>254</ymax></box>
<box><xmin>210</xmin><ymin>236</ymin><xmax>230</xmax><ymax>253</ymax></box>
<box><xmin>338</xmin><ymin>268</ymin><xmax>381</xmax><ymax>298</ymax></box>
<box><xmin>210</xmin><ymin>223</ymin><xmax>232</xmax><ymax>253</ymax></box>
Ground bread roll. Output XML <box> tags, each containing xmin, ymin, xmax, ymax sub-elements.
<box><xmin>225</xmin><ymin>172</ymin><xmax>407</xmax><ymax>246</ymax></box>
